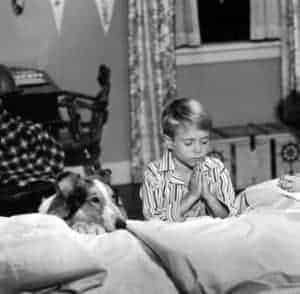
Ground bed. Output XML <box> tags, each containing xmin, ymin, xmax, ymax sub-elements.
<box><xmin>3</xmin><ymin>179</ymin><xmax>300</xmax><ymax>294</ymax></box>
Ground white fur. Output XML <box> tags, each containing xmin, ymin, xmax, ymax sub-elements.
<box><xmin>38</xmin><ymin>194</ymin><xmax>56</xmax><ymax>214</ymax></box>
<box><xmin>93</xmin><ymin>179</ymin><xmax>113</xmax><ymax>201</ymax></box>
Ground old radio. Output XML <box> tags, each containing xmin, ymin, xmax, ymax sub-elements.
<box><xmin>0</xmin><ymin>65</ymin><xmax>60</xmax><ymax>124</ymax></box>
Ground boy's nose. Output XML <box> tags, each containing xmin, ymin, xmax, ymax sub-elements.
<box><xmin>194</xmin><ymin>144</ymin><xmax>203</xmax><ymax>154</ymax></box>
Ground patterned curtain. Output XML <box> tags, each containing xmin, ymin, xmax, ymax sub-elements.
<box><xmin>250</xmin><ymin>0</ymin><xmax>281</xmax><ymax>40</ymax></box>
<box><xmin>175</xmin><ymin>0</ymin><xmax>201</xmax><ymax>48</ymax></box>
<box><xmin>128</xmin><ymin>0</ymin><xmax>177</xmax><ymax>183</ymax></box>
<box><xmin>280</xmin><ymin>0</ymin><xmax>300</xmax><ymax>99</ymax></box>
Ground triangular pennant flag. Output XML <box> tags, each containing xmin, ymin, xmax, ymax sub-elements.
<box><xmin>94</xmin><ymin>0</ymin><xmax>115</xmax><ymax>35</ymax></box>
<box><xmin>49</xmin><ymin>0</ymin><xmax>66</xmax><ymax>35</ymax></box>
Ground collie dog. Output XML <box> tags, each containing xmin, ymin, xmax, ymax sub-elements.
<box><xmin>39</xmin><ymin>172</ymin><xmax>127</xmax><ymax>234</ymax></box>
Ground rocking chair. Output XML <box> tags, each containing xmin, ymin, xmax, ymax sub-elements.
<box><xmin>46</xmin><ymin>64</ymin><xmax>112</xmax><ymax>182</ymax></box>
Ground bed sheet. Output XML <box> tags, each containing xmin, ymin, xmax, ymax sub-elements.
<box><xmin>79</xmin><ymin>210</ymin><xmax>300</xmax><ymax>294</ymax></box>
<box><xmin>234</xmin><ymin>178</ymin><xmax>300</xmax><ymax>214</ymax></box>
<box><xmin>11</xmin><ymin>179</ymin><xmax>300</xmax><ymax>293</ymax></box>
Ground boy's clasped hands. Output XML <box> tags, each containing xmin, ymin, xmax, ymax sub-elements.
<box><xmin>180</xmin><ymin>160</ymin><xmax>230</xmax><ymax>220</ymax></box>
<box><xmin>188</xmin><ymin>164</ymin><xmax>212</xmax><ymax>203</ymax></box>
<box><xmin>180</xmin><ymin>163</ymin><xmax>216</xmax><ymax>220</ymax></box>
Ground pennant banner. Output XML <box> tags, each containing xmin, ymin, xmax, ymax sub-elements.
<box><xmin>94</xmin><ymin>0</ymin><xmax>115</xmax><ymax>35</ymax></box>
<box><xmin>49</xmin><ymin>0</ymin><xmax>66</xmax><ymax>35</ymax></box>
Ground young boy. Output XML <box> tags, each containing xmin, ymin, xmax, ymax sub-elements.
<box><xmin>140</xmin><ymin>97</ymin><xmax>236</xmax><ymax>222</ymax></box>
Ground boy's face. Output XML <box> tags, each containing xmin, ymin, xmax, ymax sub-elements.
<box><xmin>166</xmin><ymin>124</ymin><xmax>210</xmax><ymax>170</ymax></box>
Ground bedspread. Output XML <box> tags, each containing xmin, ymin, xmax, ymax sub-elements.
<box><xmin>6</xmin><ymin>181</ymin><xmax>300</xmax><ymax>294</ymax></box>
<box><xmin>233</xmin><ymin>178</ymin><xmax>300</xmax><ymax>214</ymax></box>
<box><xmin>72</xmin><ymin>179</ymin><xmax>300</xmax><ymax>294</ymax></box>
<box><xmin>83</xmin><ymin>210</ymin><xmax>300</xmax><ymax>294</ymax></box>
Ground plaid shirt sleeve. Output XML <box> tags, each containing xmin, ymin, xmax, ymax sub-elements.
<box><xmin>0</xmin><ymin>110</ymin><xmax>65</xmax><ymax>187</ymax></box>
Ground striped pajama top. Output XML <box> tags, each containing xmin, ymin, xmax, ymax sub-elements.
<box><xmin>140</xmin><ymin>150</ymin><xmax>236</xmax><ymax>222</ymax></box>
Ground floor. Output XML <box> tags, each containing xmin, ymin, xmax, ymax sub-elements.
<box><xmin>113</xmin><ymin>183</ymin><xmax>144</xmax><ymax>220</ymax></box>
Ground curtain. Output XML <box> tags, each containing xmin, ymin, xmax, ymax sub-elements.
<box><xmin>250</xmin><ymin>0</ymin><xmax>281</xmax><ymax>40</ymax></box>
<box><xmin>128</xmin><ymin>0</ymin><xmax>177</xmax><ymax>183</ymax></box>
<box><xmin>175</xmin><ymin>0</ymin><xmax>201</xmax><ymax>48</ymax></box>
<box><xmin>280</xmin><ymin>0</ymin><xmax>300</xmax><ymax>99</ymax></box>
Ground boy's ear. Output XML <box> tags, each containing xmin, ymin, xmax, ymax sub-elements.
<box><xmin>163</xmin><ymin>134</ymin><xmax>174</xmax><ymax>150</ymax></box>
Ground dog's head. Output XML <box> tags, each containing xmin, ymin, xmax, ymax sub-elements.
<box><xmin>39</xmin><ymin>171</ymin><xmax>127</xmax><ymax>233</ymax></box>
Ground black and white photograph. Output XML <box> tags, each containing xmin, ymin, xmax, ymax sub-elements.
<box><xmin>1</xmin><ymin>1</ymin><xmax>300</xmax><ymax>293</ymax></box>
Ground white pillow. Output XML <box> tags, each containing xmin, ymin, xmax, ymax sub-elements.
<box><xmin>0</xmin><ymin>214</ymin><xmax>106</xmax><ymax>292</ymax></box>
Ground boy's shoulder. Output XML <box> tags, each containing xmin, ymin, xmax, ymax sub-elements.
<box><xmin>147</xmin><ymin>156</ymin><xmax>164</xmax><ymax>168</ymax></box>
<box><xmin>145</xmin><ymin>151</ymin><xmax>173</xmax><ymax>173</ymax></box>
<box><xmin>143</xmin><ymin>158</ymin><xmax>164</xmax><ymax>178</ymax></box>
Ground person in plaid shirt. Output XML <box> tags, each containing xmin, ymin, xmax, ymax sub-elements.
<box><xmin>140</xmin><ymin>98</ymin><xmax>236</xmax><ymax>222</ymax></box>
<box><xmin>0</xmin><ymin>107</ymin><xmax>64</xmax><ymax>187</ymax></box>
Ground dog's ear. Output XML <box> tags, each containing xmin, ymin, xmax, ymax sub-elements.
<box><xmin>56</xmin><ymin>171</ymin><xmax>80</xmax><ymax>199</ymax></box>
<box><xmin>47</xmin><ymin>196</ymin><xmax>71</xmax><ymax>221</ymax></box>
<box><xmin>56</xmin><ymin>171</ymin><xmax>89</xmax><ymax>218</ymax></box>
<box><xmin>56</xmin><ymin>171</ymin><xmax>74</xmax><ymax>181</ymax></box>
<box><xmin>96</xmin><ymin>169</ymin><xmax>112</xmax><ymax>185</ymax></box>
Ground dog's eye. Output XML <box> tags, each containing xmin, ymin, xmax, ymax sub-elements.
<box><xmin>90</xmin><ymin>197</ymin><xmax>100</xmax><ymax>204</ymax></box>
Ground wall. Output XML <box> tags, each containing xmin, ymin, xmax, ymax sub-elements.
<box><xmin>177</xmin><ymin>58</ymin><xmax>281</xmax><ymax>127</ymax></box>
<box><xmin>0</xmin><ymin>0</ymin><xmax>130</xmax><ymax>166</ymax></box>
<box><xmin>0</xmin><ymin>1</ymin><xmax>281</xmax><ymax>184</ymax></box>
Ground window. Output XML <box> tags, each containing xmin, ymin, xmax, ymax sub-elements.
<box><xmin>198</xmin><ymin>0</ymin><xmax>250</xmax><ymax>44</ymax></box>
<box><xmin>176</xmin><ymin>0</ymin><xmax>281</xmax><ymax>65</ymax></box>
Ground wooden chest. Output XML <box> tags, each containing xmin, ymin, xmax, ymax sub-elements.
<box><xmin>210</xmin><ymin>123</ymin><xmax>300</xmax><ymax>191</ymax></box>
<box><xmin>257</xmin><ymin>123</ymin><xmax>300</xmax><ymax>177</ymax></box>
<box><xmin>212</xmin><ymin>125</ymin><xmax>271</xmax><ymax>191</ymax></box>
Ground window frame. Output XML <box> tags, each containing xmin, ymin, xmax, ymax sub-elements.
<box><xmin>176</xmin><ymin>41</ymin><xmax>281</xmax><ymax>66</ymax></box>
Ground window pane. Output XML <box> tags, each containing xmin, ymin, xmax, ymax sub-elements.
<box><xmin>198</xmin><ymin>0</ymin><xmax>250</xmax><ymax>43</ymax></box>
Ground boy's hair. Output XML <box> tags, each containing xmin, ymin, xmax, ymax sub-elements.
<box><xmin>162</xmin><ymin>97</ymin><xmax>212</xmax><ymax>138</ymax></box>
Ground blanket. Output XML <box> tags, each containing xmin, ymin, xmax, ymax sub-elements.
<box><xmin>73</xmin><ymin>179</ymin><xmax>300</xmax><ymax>294</ymax></box>
<box><xmin>84</xmin><ymin>211</ymin><xmax>300</xmax><ymax>294</ymax></box>
<box><xmin>9</xmin><ymin>210</ymin><xmax>300</xmax><ymax>294</ymax></box>
<box><xmin>7</xmin><ymin>180</ymin><xmax>300</xmax><ymax>294</ymax></box>
<box><xmin>0</xmin><ymin>109</ymin><xmax>64</xmax><ymax>187</ymax></box>
<box><xmin>233</xmin><ymin>178</ymin><xmax>300</xmax><ymax>213</ymax></box>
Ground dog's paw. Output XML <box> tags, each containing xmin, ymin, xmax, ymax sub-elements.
<box><xmin>72</xmin><ymin>222</ymin><xmax>106</xmax><ymax>235</ymax></box>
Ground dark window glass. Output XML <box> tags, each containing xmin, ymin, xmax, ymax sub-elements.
<box><xmin>198</xmin><ymin>0</ymin><xmax>250</xmax><ymax>43</ymax></box>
